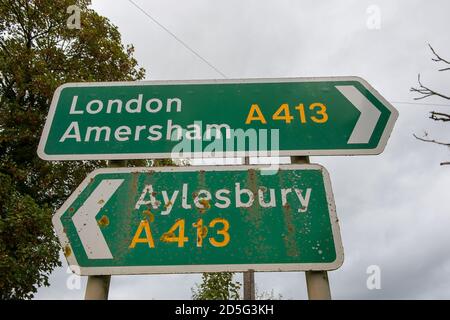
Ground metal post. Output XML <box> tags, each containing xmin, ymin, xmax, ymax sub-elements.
<box><xmin>305</xmin><ymin>271</ymin><xmax>331</xmax><ymax>300</ymax></box>
<box><xmin>85</xmin><ymin>275</ymin><xmax>111</xmax><ymax>300</ymax></box>
<box><xmin>290</xmin><ymin>156</ymin><xmax>332</xmax><ymax>300</ymax></box>
<box><xmin>242</xmin><ymin>156</ymin><xmax>256</xmax><ymax>300</ymax></box>
<box><xmin>243</xmin><ymin>269</ymin><xmax>255</xmax><ymax>300</ymax></box>
<box><xmin>84</xmin><ymin>160</ymin><xmax>127</xmax><ymax>300</ymax></box>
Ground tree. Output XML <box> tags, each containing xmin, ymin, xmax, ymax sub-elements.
<box><xmin>192</xmin><ymin>272</ymin><xmax>241</xmax><ymax>300</ymax></box>
<box><xmin>255</xmin><ymin>288</ymin><xmax>283</xmax><ymax>300</ymax></box>
<box><xmin>411</xmin><ymin>44</ymin><xmax>450</xmax><ymax>165</ymax></box>
<box><xmin>0</xmin><ymin>0</ymin><xmax>145</xmax><ymax>299</ymax></box>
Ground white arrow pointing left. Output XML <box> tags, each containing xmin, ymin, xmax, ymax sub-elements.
<box><xmin>72</xmin><ymin>179</ymin><xmax>124</xmax><ymax>259</ymax></box>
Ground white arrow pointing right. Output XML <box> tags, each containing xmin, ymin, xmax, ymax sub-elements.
<box><xmin>72</xmin><ymin>179</ymin><xmax>124</xmax><ymax>259</ymax></box>
<box><xmin>335</xmin><ymin>85</ymin><xmax>381</xmax><ymax>144</ymax></box>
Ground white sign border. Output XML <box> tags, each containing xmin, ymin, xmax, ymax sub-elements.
<box><xmin>54</xmin><ymin>163</ymin><xmax>344</xmax><ymax>276</ymax></box>
<box><xmin>38</xmin><ymin>76</ymin><xmax>398</xmax><ymax>160</ymax></box>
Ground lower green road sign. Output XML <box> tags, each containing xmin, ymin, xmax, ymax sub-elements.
<box><xmin>54</xmin><ymin>164</ymin><xmax>343</xmax><ymax>275</ymax></box>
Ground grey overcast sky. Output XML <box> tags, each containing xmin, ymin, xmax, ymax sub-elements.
<box><xmin>35</xmin><ymin>0</ymin><xmax>450</xmax><ymax>299</ymax></box>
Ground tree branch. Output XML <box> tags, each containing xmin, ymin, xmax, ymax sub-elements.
<box><xmin>428</xmin><ymin>44</ymin><xmax>450</xmax><ymax>71</ymax></box>
<box><xmin>413</xmin><ymin>133</ymin><xmax>450</xmax><ymax>147</ymax></box>
<box><xmin>411</xmin><ymin>74</ymin><xmax>450</xmax><ymax>100</ymax></box>
<box><xmin>430</xmin><ymin>111</ymin><xmax>450</xmax><ymax>122</ymax></box>
<box><xmin>7</xmin><ymin>0</ymin><xmax>29</xmax><ymax>42</ymax></box>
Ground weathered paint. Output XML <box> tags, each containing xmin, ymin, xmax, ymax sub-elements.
<box><xmin>53</xmin><ymin>164</ymin><xmax>344</xmax><ymax>276</ymax></box>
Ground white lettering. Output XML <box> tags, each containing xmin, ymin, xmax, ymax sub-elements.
<box><xmin>69</xmin><ymin>96</ymin><xmax>83</xmax><ymax>114</ymax></box>
<box><xmin>258</xmin><ymin>188</ymin><xmax>276</xmax><ymax>208</ymax></box>
<box><xmin>166</xmin><ymin>98</ymin><xmax>182</xmax><ymax>112</ymax></box>
<box><xmin>59</xmin><ymin>121</ymin><xmax>81</xmax><ymax>142</ymax></box>
<box><xmin>215</xmin><ymin>189</ymin><xmax>231</xmax><ymax>208</ymax></box>
<box><xmin>86</xmin><ymin>99</ymin><xmax>103</xmax><ymax>114</ymax></box>
<box><xmin>194</xmin><ymin>190</ymin><xmax>211</xmax><ymax>208</ymax></box>
<box><xmin>161</xmin><ymin>190</ymin><xmax>179</xmax><ymax>215</ymax></box>
<box><xmin>135</xmin><ymin>185</ymin><xmax>158</xmax><ymax>210</ymax></box>
<box><xmin>294</xmin><ymin>188</ymin><xmax>311</xmax><ymax>213</ymax></box>
<box><xmin>145</xmin><ymin>98</ymin><xmax>163</xmax><ymax>113</ymax></box>
<box><xmin>85</xmin><ymin>126</ymin><xmax>111</xmax><ymax>142</ymax></box>
<box><xmin>125</xmin><ymin>94</ymin><xmax>142</xmax><ymax>113</ymax></box>
<box><xmin>235</xmin><ymin>183</ymin><xmax>254</xmax><ymax>208</ymax></box>
<box><xmin>114</xmin><ymin>126</ymin><xmax>131</xmax><ymax>141</ymax></box>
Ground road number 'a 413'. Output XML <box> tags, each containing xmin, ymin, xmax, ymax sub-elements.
<box><xmin>245</xmin><ymin>103</ymin><xmax>329</xmax><ymax>124</ymax></box>
<box><xmin>129</xmin><ymin>217</ymin><xmax>230</xmax><ymax>249</ymax></box>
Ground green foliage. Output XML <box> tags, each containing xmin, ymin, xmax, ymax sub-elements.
<box><xmin>0</xmin><ymin>173</ymin><xmax>60</xmax><ymax>299</ymax></box>
<box><xmin>192</xmin><ymin>272</ymin><xmax>241</xmax><ymax>300</ymax></box>
<box><xmin>150</xmin><ymin>158</ymin><xmax>191</xmax><ymax>167</ymax></box>
<box><xmin>256</xmin><ymin>288</ymin><xmax>283</xmax><ymax>300</ymax></box>
<box><xmin>0</xmin><ymin>0</ymin><xmax>145</xmax><ymax>298</ymax></box>
<box><xmin>152</xmin><ymin>159</ymin><xmax>176</xmax><ymax>167</ymax></box>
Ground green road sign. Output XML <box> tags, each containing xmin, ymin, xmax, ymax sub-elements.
<box><xmin>38</xmin><ymin>77</ymin><xmax>398</xmax><ymax>160</ymax></box>
<box><xmin>54</xmin><ymin>164</ymin><xmax>343</xmax><ymax>275</ymax></box>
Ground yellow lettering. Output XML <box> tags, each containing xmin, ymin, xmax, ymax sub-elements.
<box><xmin>272</xmin><ymin>103</ymin><xmax>293</xmax><ymax>123</ymax></box>
<box><xmin>193</xmin><ymin>218</ymin><xmax>208</xmax><ymax>247</ymax></box>
<box><xmin>245</xmin><ymin>104</ymin><xmax>267</xmax><ymax>124</ymax></box>
<box><xmin>295</xmin><ymin>104</ymin><xmax>307</xmax><ymax>123</ymax></box>
<box><xmin>160</xmin><ymin>219</ymin><xmax>188</xmax><ymax>247</ymax></box>
<box><xmin>209</xmin><ymin>218</ymin><xmax>230</xmax><ymax>247</ymax></box>
<box><xmin>310</xmin><ymin>103</ymin><xmax>328</xmax><ymax>123</ymax></box>
<box><xmin>129</xmin><ymin>220</ymin><xmax>155</xmax><ymax>248</ymax></box>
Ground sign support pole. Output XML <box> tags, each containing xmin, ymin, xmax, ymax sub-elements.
<box><xmin>242</xmin><ymin>156</ymin><xmax>256</xmax><ymax>300</ymax></box>
<box><xmin>290</xmin><ymin>156</ymin><xmax>332</xmax><ymax>300</ymax></box>
<box><xmin>305</xmin><ymin>271</ymin><xmax>331</xmax><ymax>300</ymax></box>
<box><xmin>84</xmin><ymin>159</ymin><xmax>127</xmax><ymax>300</ymax></box>
<box><xmin>243</xmin><ymin>269</ymin><xmax>255</xmax><ymax>300</ymax></box>
<box><xmin>84</xmin><ymin>275</ymin><xmax>111</xmax><ymax>300</ymax></box>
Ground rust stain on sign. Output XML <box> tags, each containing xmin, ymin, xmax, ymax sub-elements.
<box><xmin>142</xmin><ymin>209</ymin><xmax>155</xmax><ymax>222</ymax></box>
<box><xmin>164</xmin><ymin>200</ymin><xmax>173</xmax><ymax>210</ymax></box>
<box><xmin>280</xmin><ymin>170</ymin><xmax>300</xmax><ymax>258</ymax></box>
<box><xmin>97</xmin><ymin>215</ymin><xmax>110</xmax><ymax>227</ymax></box>
<box><xmin>160</xmin><ymin>232</ymin><xmax>175</xmax><ymax>243</ymax></box>
<box><xmin>55</xmin><ymin>164</ymin><xmax>341</xmax><ymax>274</ymax></box>
<box><xmin>200</xmin><ymin>226</ymin><xmax>208</xmax><ymax>238</ymax></box>
<box><xmin>64</xmin><ymin>245</ymin><xmax>72</xmax><ymax>257</ymax></box>
<box><xmin>198</xmin><ymin>198</ymin><xmax>211</xmax><ymax>211</ymax></box>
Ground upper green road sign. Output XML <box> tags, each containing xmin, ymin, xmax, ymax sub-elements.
<box><xmin>54</xmin><ymin>164</ymin><xmax>343</xmax><ymax>275</ymax></box>
<box><xmin>38</xmin><ymin>77</ymin><xmax>398</xmax><ymax>160</ymax></box>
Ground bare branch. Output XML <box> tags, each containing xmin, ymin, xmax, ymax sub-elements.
<box><xmin>410</xmin><ymin>74</ymin><xmax>450</xmax><ymax>100</ymax></box>
<box><xmin>413</xmin><ymin>133</ymin><xmax>450</xmax><ymax>147</ymax></box>
<box><xmin>413</xmin><ymin>45</ymin><xmax>450</xmax><ymax>166</ymax></box>
<box><xmin>429</xmin><ymin>44</ymin><xmax>450</xmax><ymax>71</ymax></box>
<box><xmin>430</xmin><ymin>111</ymin><xmax>450</xmax><ymax>122</ymax></box>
